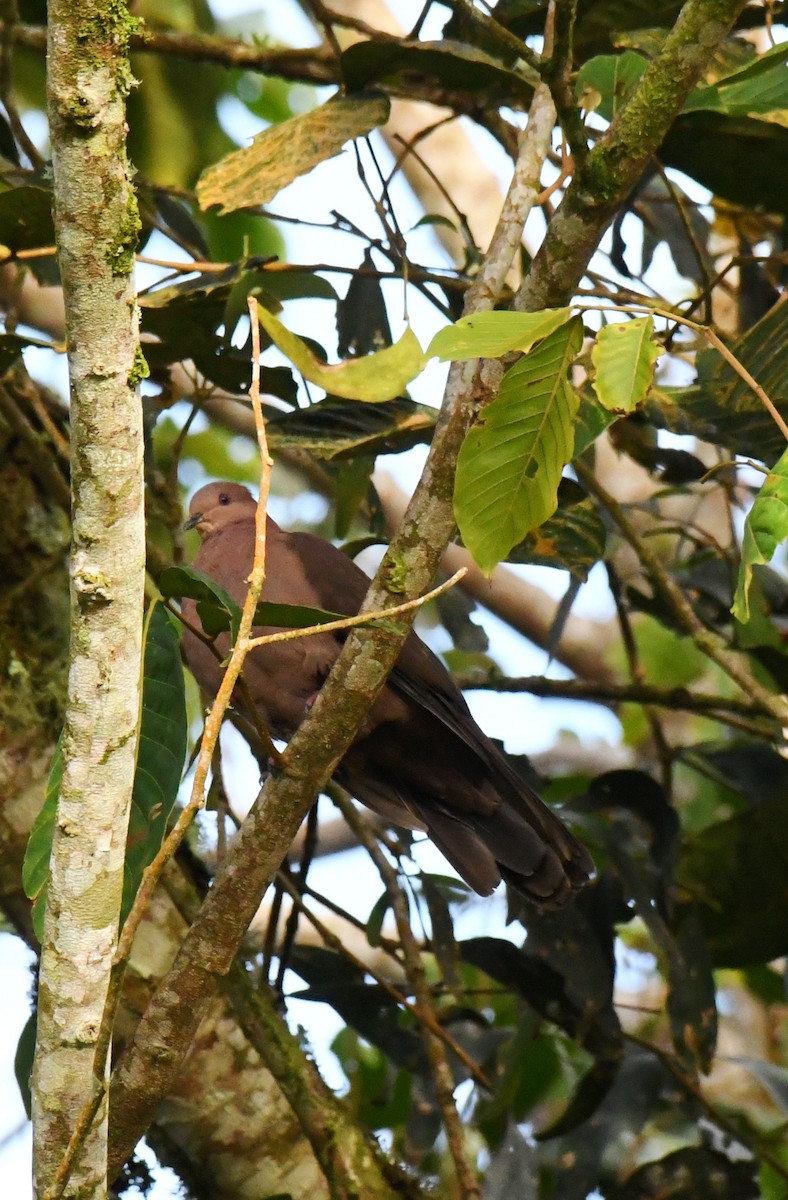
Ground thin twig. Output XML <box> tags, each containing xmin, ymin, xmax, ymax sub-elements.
<box><xmin>451</xmin><ymin>673</ymin><xmax>774</xmax><ymax>737</ymax></box>
<box><xmin>246</xmin><ymin>568</ymin><xmax>467</xmax><ymax>651</ymax></box>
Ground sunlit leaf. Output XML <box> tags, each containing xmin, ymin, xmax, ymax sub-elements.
<box><xmin>256</xmin><ymin>305</ymin><xmax>426</xmax><ymax>401</ymax></box>
<box><xmin>732</xmin><ymin>447</ymin><xmax>788</xmax><ymax>622</ymax></box>
<box><xmin>427</xmin><ymin>309</ymin><xmax>571</xmax><ymax>361</ymax></box>
<box><xmin>454</xmin><ymin>317</ymin><xmax>583</xmax><ymax>574</ymax></box>
<box><xmin>592</xmin><ymin>316</ymin><xmax>663</xmax><ymax>412</ymax></box>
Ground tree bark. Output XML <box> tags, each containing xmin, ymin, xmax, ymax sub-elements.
<box><xmin>31</xmin><ymin>3</ymin><xmax>146</xmax><ymax>1196</ymax></box>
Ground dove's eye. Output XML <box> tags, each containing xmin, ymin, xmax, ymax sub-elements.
<box><xmin>218</xmin><ymin>493</ymin><xmax>230</xmax><ymax>505</ymax></box>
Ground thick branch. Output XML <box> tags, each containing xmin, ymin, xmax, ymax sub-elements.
<box><xmin>31</xmin><ymin>3</ymin><xmax>145</xmax><ymax>1198</ymax></box>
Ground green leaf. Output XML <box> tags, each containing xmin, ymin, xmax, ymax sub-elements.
<box><xmin>23</xmin><ymin>737</ymin><xmax>62</xmax><ymax>941</ymax></box>
<box><xmin>645</xmin><ymin>297</ymin><xmax>788</xmax><ymax>464</ymax></box>
<box><xmin>591</xmin><ymin>316</ymin><xmax>663</xmax><ymax>412</ymax></box>
<box><xmin>290</xmin><ymin>946</ymin><xmax>424</xmax><ymax>1072</ymax></box>
<box><xmin>250</xmin><ymin>601</ymin><xmax>356</xmax><ymax>629</ymax></box>
<box><xmin>621</xmin><ymin>1146</ymin><xmax>758</xmax><ymax>1199</ymax></box>
<box><xmin>427</xmin><ymin>308</ymin><xmax>571</xmax><ymax>361</ymax></box>
<box><xmin>160</xmin><ymin>564</ymin><xmax>347</xmax><ymax>636</ymax></box>
<box><xmin>14</xmin><ymin>1011</ymin><xmax>36</xmax><ymax>1119</ymax></box>
<box><xmin>0</xmin><ymin>332</ymin><xmax>53</xmax><ymax>374</ymax></box>
<box><xmin>575</xmin><ymin>52</ymin><xmax>648</xmax><ymax>121</ymax></box>
<box><xmin>334</xmin><ymin>455</ymin><xmax>374</xmax><ymax>539</ymax></box>
<box><xmin>478</xmin><ymin>1022</ymin><xmax>563</xmax><ymax>1143</ymax></box>
<box><xmin>121</xmin><ymin>604</ymin><xmax>188</xmax><ymax>924</ymax></box>
<box><xmin>661</xmin><ymin>112</ymin><xmax>788</xmax><ymax>216</ymax></box>
<box><xmin>683</xmin><ymin>41</ymin><xmax>788</xmax><ymax>127</ymax></box>
<box><xmin>256</xmin><ymin>306</ymin><xmax>426</xmax><ymax>402</ymax></box>
<box><xmin>573</xmin><ymin>394</ymin><xmax>620</xmax><ymax>457</ymax></box>
<box><xmin>366</xmin><ymin>890</ymin><xmax>392</xmax><ymax>948</ymax></box>
<box><xmin>336</xmin><ymin>248</ymin><xmax>392</xmax><ymax>358</ymax></box>
<box><xmin>666</xmin><ymin>908</ymin><xmax>717</xmax><ymax>1074</ymax></box>
<box><xmin>732</xmin><ymin>447</ymin><xmax>788</xmax><ymax>622</ymax></box>
<box><xmin>454</xmin><ymin>317</ymin><xmax>584</xmax><ymax>574</ymax></box>
<box><xmin>197</xmin><ymin>93</ymin><xmax>390</xmax><ymax>213</ymax></box>
<box><xmin>160</xmin><ymin>564</ymin><xmax>243</xmax><ymax>640</ymax></box>
<box><xmin>140</xmin><ymin>261</ymin><xmax>282</xmax><ymax>394</ymax></box>
<box><xmin>23</xmin><ymin>604</ymin><xmax>188</xmax><ymax>939</ymax></box>
<box><xmin>154</xmin><ymin>417</ymin><xmax>263</xmax><ymax>482</ymax></box>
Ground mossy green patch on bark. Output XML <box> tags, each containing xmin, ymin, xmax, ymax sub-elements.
<box><xmin>107</xmin><ymin>197</ymin><xmax>141</xmax><ymax>276</ymax></box>
<box><xmin>128</xmin><ymin>345</ymin><xmax>149</xmax><ymax>389</ymax></box>
<box><xmin>385</xmin><ymin>554</ymin><xmax>410</xmax><ymax>594</ymax></box>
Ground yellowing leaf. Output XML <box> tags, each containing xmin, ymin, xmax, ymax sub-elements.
<box><xmin>427</xmin><ymin>308</ymin><xmax>571</xmax><ymax>361</ymax></box>
<box><xmin>256</xmin><ymin>306</ymin><xmax>426</xmax><ymax>402</ymax></box>
<box><xmin>592</xmin><ymin>316</ymin><xmax>663</xmax><ymax>412</ymax></box>
<box><xmin>197</xmin><ymin>93</ymin><xmax>390</xmax><ymax>213</ymax></box>
<box><xmin>732</xmin><ymin>448</ymin><xmax>788</xmax><ymax>622</ymax></box>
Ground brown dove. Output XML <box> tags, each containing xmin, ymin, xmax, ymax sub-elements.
<box><xmin>181</xmin><ymin>481</ymin><xmax>594</xmax><ymax>905</ymax></box>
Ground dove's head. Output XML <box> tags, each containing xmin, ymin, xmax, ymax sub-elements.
<box><xmin>185</xmin><ymin>481</ymin><xmax>258</xmax><ymax>537</ymax></box>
